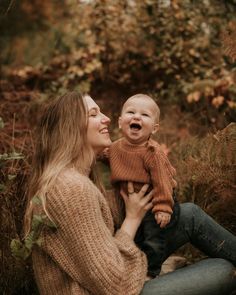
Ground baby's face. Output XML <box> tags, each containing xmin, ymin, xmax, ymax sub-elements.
<box><xmin>119</xmin><ymin>97</ymin><xmax>159</xmax><ymax>145</ymax></box>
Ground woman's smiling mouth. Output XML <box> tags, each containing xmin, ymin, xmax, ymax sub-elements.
<box><xmin>99</xmin><ymin>127</ymin><xmax>109</xmax><ymax>134</ymax></box>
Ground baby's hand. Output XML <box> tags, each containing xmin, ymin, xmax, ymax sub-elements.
<box><xmin>155</xmin><ymin>211</ymin><xmax>171</xmax><ymax>228</ymax></box>
<box><xmin>97</xmin><ymin>148</ymin><xmax>110</xmax><ymax>160</ymax></box>
<box><xmin>102</xmin><ymin>147</ymin><xmax>110</xmax><ymax>158</ymax></box>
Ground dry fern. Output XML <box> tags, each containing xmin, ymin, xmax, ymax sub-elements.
<box><xmin>172</xmin><ymin>123</ymin><xmax>236</xmax><ymax>233</ymax></box>
<box><xmin>221</xmin><ymin>22</ymin><xmax>236</xmax><ymax>62</ymax></box>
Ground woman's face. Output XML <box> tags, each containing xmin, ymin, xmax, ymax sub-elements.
<box><xmin>84</xmin><ymin>95</ymin><xmax>111</xmax><ymax>154</ymax></box>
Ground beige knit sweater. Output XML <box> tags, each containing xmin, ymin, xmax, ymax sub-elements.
<box><xmin>32</xmin><ymin>168</ymin><xmax>147</xmax><ymax>295</ymax></box>
<box><xmin>110</xmin><ymin>138</ymin><xmax>177</xmax><ymax>214</ymax></box>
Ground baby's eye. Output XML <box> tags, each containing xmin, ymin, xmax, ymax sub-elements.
<box><xmin>142</xmin><ymin>113</ymin><xmax>149</xmax><ymax>117</ymax></box>
<box><xmin>127</xmin><ymin>111</ymin><xmax>134</xmax><ymax>114</ymax></box>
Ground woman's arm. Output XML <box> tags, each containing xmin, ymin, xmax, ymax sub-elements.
<box><xmin>41</xmin><ymin>173</ymin><xmax>152</xmax><ymax>295</ymax></box>
<box><xmin>120</xmin><ymin>182</ymin><xmax>153</xmax><ymax>239</ymax></box>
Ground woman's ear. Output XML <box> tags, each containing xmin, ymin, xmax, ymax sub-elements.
<box><xmin>151</xmin><ymin>123</ymin><xmax>159</xmax><ymax>135</ymax></box>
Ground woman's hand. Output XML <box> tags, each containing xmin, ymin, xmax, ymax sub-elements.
<box><xmin>120</xmin><ymin>182</ymin><xmax>153</xmax><ymax>239</ymax></box>
<box><xmin>121</xmin><ymin>182</ymin><xmax>153</xmax><ymax>221</ymax></box>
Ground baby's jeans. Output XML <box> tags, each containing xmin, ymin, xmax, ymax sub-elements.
<box><xmin>135</xmin><ymin>196</ymin><xmax>180</xmax><ymax>277</ymax></box>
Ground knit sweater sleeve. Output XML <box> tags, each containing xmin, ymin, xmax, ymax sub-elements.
<box><xmin>40</xmin><ymin>172</ymin><xmax>147</xmax><ymax>295</ymax></box>
<box><xmin>104</xmin><ymin>189</ymin><xmax>125</xmax><ymax>230</ymax></box>
<box><xmin>144</xmin><ymin>145</ymin><xmax>177</xmax><ymax>214</ymax></box>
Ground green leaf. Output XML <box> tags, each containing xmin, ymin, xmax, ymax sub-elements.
<box><xmin>10</xmin><ymin>211</ymin><xmax>57</xmax><ymax>262</ymax></box>
<box><xmin>8</xmin><ymin>174</ymin><xmax>16</xmax><ymax>180</ymax></box>
<box><xmin>8</xmin><ymin>152</ymin><xmax>24</xmax><ymax>160</ymax></box>
<box><xmin>0</xmin><ymin>184</ymin><xmax>6</xmax><ymax>192</ymax></box>
<box><xmin>0</xmin><ymin>153</ymin><xmax>8</xmax><ymax>160</ymax></box>
<box><xmin>0</xmin><ymin>117</ymin><xmax>4</xmax><ymax>129</ymax></box>
<box><xmin>32</xmin><ymin>195</ymin><xmax>42</xmax><ymax>205</ymax></box>
<box><xmin>35</xmin><ymin>237</ymin><xmax>42</xmax><ymax>247</ymax></box>
<box><xmin>31</xmin><ymin>214</ymin><xmax>44</xmax><ymax>229</ymax></box>
<box><xmin>42</xmin><ymin>216</ymin><xmax>57</xmax><ymax>229</ymax></box>
<box><xmin>192</xmin><ymin>175</ymin><xmax>197</xmax><ymax>181</ymax></box>
<box><xmin>10</xmin><ymin>239</ymin><xmax>31</xmax><ymax>260</ymax></box>
<box><xmin>0</xmin><ymin>152</ymin><xmax>24</xmax><ymax>161</ymax></box>
<box><xmin>24</xmin><ymin>231</ymin><xmax>36</xmax><ymax>250</ymax></box>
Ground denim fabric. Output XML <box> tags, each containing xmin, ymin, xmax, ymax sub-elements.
<box><xmin>141</xmin><ymin>258</ymin><xmax>236</xmax><ymax>295</ymax></box>
<box><xmin>135</xmin><ymin>194</ymin><xmax>180</xmax><ymax>277</ymax></box>
<box><xmin>140</xmin><ymin>203</ymin><xmax>236</xmax><ymax>295</ymax></box>
<box><xmin>159</xmin><ymin>203</ymin><xmax>236</xmax><ymax>265</ymax></box>
<box><xmin>134</xmin><ymin>210</ymin><xmax>166</xmax><ymax>276</ymax></box>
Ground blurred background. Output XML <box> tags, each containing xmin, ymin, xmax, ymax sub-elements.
<box><xmin>0</xmin><ymin>0</ymin><xmax>236</xmax><ymax>294</ymax></box>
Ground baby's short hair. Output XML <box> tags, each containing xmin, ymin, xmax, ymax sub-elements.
<box><xmin>124</xmin><ymin>93</ymin><xmax>160</xmax><ymax>122</ymax></box>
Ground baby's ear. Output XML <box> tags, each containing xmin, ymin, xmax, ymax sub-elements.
<box><xmin>118</xmin><ymin>117</ymin><xmax>122</xmax><ymax>129</ymax></box>
<box><xmin>152</xmin><ymin>123</ymin><xmax>159</xmax><ymax>135</ymax></box>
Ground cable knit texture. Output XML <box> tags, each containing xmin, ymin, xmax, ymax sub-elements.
<box><xmin>110</xmin><ymin>138</ymin><xmax>177</xmax><ymax>214</ymax></box>
<box><xmin>32</xmin><ymin>168</ymin><xmax>147</xmax><ymax>295</ymax></box>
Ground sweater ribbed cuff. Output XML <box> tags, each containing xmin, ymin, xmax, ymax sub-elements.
<box><xmin>115</xmin><ymin>229</ymin><xmax>137</xmax><ymax>248</ymax></box>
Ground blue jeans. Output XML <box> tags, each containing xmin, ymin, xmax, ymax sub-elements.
<box><xmin>141</xmin><ymin>203</ymin><xmax>236</xmax><ymax>295</ymax></box>
<box><xmin>135</xmin><ymin>193</ymin><xmax>180</xmax><ymax>277</ymax></box>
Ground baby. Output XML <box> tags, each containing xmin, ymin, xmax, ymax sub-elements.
<box><xmin>109</xmin><ymin>94</ymin><xmax>179</xmax><ymax>277</ymax></box>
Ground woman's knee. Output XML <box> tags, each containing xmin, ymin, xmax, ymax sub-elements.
<box><xmin>209</xmin><ymin>258</ymin><xmax>235</xmax><ymax>269</ymax></box>
<box><xmin>179</xmin><ymin>202</ymin><xmax>202</xmax><ymax>219</ymax></box>
<box><xmin>208</xmin><ymin>258</ymin><xmax>236</xmax><ymax>291</ymax></box>
<box><xmin>141</xmin><ymin>258</ymin><xmax>236</xmax><ymax>295</ymax></box>
<box><xmin>181</xmin><ymin>202</ymin><xmax>200</xmax><ymax>211</ymax></box>
<box><xmin>178</xmin><ymin>203</ymin><xmax>208</xmax><ymax>233</ymax></box>
<box><xmin>214</xmin><ymin>258</ymin><xmax>236</xmax><ymax>275</ymax></box>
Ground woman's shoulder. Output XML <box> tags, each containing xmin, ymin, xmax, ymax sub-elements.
<box><xmin>49</xmin><ymin>168</ymin><xmax>96</xmax><ymax>202</ymax></box>
<box><xmin>46</xmin><ymin>168</ymin><xmax>101</xmax><ymax>217</ymax></box>
<box><xmin>58</xmin><ymin>167</ymin><xmax>89</xmax><ymax>183</ymax></box>
<box><xmin>55</xmin><ymin>168</ymin><xmax>87</xmax><ymax>189</ymax></box>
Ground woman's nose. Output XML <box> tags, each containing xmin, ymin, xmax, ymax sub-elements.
<box><xmin>101</xmin><ymin>114</ymin><xmax>111</xmax><ymax>124</ymax></box>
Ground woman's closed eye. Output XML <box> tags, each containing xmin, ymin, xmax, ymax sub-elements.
<box><xmin>89</xmin><ymin>109</ymin><xmax>98</xmax><ymax>117</ymax></box>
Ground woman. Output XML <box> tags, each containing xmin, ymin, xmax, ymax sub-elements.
<box><xmin>24</xmin><ymin>91</ymin><xmax>236</xmax><ymax>295</ymax></box>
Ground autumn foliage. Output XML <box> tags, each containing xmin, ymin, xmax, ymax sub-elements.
<box><xmin>0</xmin><ymin>0</ymin><xmax>236</xmax><ymax>294</ymax></box>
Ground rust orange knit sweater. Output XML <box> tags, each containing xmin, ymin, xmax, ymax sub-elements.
<box><xmin>110</xmin><ymin>138</ymin><xmax>177</xmax><ymax>214</ymax></box>
<box><xmin>32</xmin><ymin>168</ymin><xmax>147</xmax><ymax>295</ymax></box>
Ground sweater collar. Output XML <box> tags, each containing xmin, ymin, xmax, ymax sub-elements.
<box><xmin>119</xmin><ymin>137</ymin><xmax>156</xmax><ymax>152</ymax></box>
<box><xmin>68</xmin><ymin>166</ymin><xmax>91</xmax><ymax>176</ymax></box>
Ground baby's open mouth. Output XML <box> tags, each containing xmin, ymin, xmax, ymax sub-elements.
<box><xmin>130</xmin><ymin>123</ymin><xmax>142</xmax><ymax>130</ymax></box>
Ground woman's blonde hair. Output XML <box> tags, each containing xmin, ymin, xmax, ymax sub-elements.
<box><xmin>24</xmin><ymin>91</ymin><xmax>95</xmax><ymax>235</ymax></box>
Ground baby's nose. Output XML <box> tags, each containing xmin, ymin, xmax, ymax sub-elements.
<box><xmin>133</xmin><ymin>113</ymin><xmax>141</xmax><ymax>119</ymax></box>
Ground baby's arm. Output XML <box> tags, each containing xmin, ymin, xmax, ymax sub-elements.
<box><xmin>155</xmin><ymin>211</ymin><xmax>171</xmax><ymax>228</ymax></box>
<box><xmin>145</xmin><ymin>145</ymin><xmax>176</xmax><ymax>227</ymax></box>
